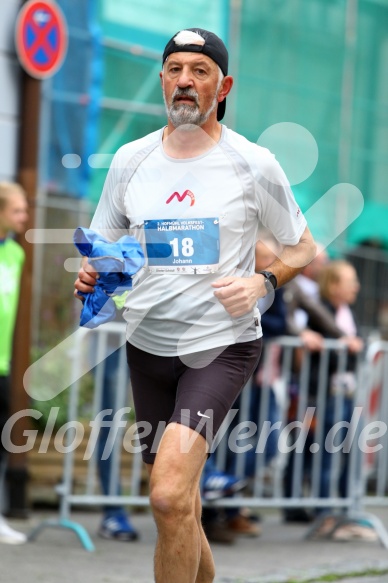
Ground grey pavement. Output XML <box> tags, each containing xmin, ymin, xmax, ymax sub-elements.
<box><xmin>1</xmin><ymin>507</ymin><xmax>388</xmax><ymax>583</ymax></box>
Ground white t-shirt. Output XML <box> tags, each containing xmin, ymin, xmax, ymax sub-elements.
<box><xmin>90</xmin><ymin>125</ymin><xmax>306</xmax><ymax>357</ymax></box>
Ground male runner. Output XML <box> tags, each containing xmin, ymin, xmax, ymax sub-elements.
<box><xmin>75</xmin><ymin>28</ymin><xmax>316</xmax><ymax>583</ymax></box>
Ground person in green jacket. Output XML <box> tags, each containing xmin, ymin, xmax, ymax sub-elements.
<box><xmin>0</xmin><ymin>182</ymin><xmax>28</xmax><ymax>544</ymax></box>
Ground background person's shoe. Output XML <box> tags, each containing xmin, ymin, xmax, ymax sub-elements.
<box><xmin>227</xmin><ymin>512</ymin><xmax>262</xmax><ymax>537</ymax></box>
<box><xmin>202</xmin><ymin>471</ymin><xmax>247</xmax><ymax>501</ymax></box>
<box><xmin>311</xmin><ymin>516</ymin><xmax>337</xmax><ymax>539</ymax></box>
<box><xmin>203</xmin><ymin>520</ymin><xmax>236</xmax><ymax>544</ymax></box>
<box><xmin>0</xmin><ymin>516</ymin><xmax>27</xmax><ymax>545</ymax></box>
<box><xmin>333</xmin><ymin>523</ymin><xmax>379</xmax><ymax>542</ymax></box>
<box><xmin>98</xmin><ymin>513</ymin><xmax>139</xmax><ymax>542</ymax></box>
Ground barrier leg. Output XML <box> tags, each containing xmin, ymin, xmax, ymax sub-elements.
<box><xmin>27</xmin><ymin>518</ymin><xmax>95</xmax><ymax>551</ymax></box>
<box><xmin>349</xmin><ymin>511</ymin><xmax>388</xmax><ymax>549</ymax></box>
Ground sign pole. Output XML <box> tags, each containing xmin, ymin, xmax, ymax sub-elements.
<box><xmin>7</xmin><ymin>73</ymin><xmax>41</xmax><ymax>519</ymax></box>
<box><xmin>7</xmin><ymin>0</ymin><xmax>68</xmax><ymax>516</ymax></box>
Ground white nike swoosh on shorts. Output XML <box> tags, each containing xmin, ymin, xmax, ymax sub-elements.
<box><xmin>197</xmin><ymin>411</ymin><xmax>211</xmax><ymax>418</ymax></box>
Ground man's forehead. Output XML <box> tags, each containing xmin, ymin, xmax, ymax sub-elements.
<box><xmin>164</xmin><ymin>52</ymin><xmax>217</xmax><ymax>68</ymax></box>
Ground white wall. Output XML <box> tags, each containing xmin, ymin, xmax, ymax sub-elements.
<box><xmin>0</xmin><ymin>0</ymin><xmax>22</xmax><ymax>181</ymax></box>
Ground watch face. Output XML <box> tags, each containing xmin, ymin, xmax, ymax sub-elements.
<box><xmin>268</xmin><ymin>275</ymin><xmax>277</xmax><ymax>290</ymax></box>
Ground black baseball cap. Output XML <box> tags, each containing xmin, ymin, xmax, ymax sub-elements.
<box><xmin>162</xmin><ymin>28</ymin><xmax>229</xmax><ymax>121</ymax></box>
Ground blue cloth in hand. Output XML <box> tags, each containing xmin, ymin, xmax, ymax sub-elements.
<box><xmin>74</xmin><ymin>227</ymin><xmax>144</xmax><ymax>328</ymax></box>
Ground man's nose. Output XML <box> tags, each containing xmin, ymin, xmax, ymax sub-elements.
<box><xmin>177</xmin><ymin>68</ymin><xmax>194</xmax><ymax>88</ymax></box>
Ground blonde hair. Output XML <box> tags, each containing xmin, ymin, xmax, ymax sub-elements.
<box><xmin>318</xmin><ymin>260</ymin><xmax>354</xmax><ymax>301</ymax></box>
<box><xmin>0</xmin><ymin>182</ymin><xmax>26</xmax><ymax>211</ymax></box>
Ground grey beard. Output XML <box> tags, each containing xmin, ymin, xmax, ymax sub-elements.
<box><xmin>164</xmin><ymin>93</ymin><xmax>218</xmax><ymax>128</ymax></box>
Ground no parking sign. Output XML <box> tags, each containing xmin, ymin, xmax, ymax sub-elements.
<box><xmin>15</xmin><ymin>0</ymin><xmax>68</xmax><ymax>79</ymax></box>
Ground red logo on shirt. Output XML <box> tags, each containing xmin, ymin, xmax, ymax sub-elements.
<box><xmin>166</xmin><ymin>189</ymin><xmax>195</xmax><ymax>207</ymax></box>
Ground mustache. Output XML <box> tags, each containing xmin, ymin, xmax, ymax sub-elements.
<box><xmin>172</xmin><ymin>87</ymin><xmax>199</xmax><ymax>106</ymax></box>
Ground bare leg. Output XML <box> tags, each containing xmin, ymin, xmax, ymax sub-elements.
<box><xmin>146</xmin><ymin>423</ymin><xmax>215</xmax><ymax>583</ymax></box>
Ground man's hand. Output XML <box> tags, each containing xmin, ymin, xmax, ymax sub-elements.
<box><xmin>74</xmin><ymin>257</ymin><xmax>99</xmax><ymax>301</ymax></box>
<box><xmin>212</xmin><ymin>274</ymin><xmax>266</xmax><ymax>318</ymax></box>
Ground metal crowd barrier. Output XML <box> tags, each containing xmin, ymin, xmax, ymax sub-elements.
<box><xmin>28</xmin><ymin>327</ymin><xmax>388</xmax><ymax>549</ymax></box>
<box><xmin>361</xmin><ymin>341</ymin><xmax>388</xmax><ymax>507</ymax></box>
<box><xmin>211</xmin><ymin>336</ymin><xmax>388</xmax><ymax>547</ymax></box>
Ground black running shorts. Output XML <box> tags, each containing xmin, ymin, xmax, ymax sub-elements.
<box><xmin>126</xmin><ymin>339</ymin><xmax>262</xmax><ymax>464</ymax></box>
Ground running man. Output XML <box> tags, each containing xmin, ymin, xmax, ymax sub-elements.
<box><xmin>75</xmin><ymin>28</ymin><xmax>316</xmax><ymax>583</ymax></box>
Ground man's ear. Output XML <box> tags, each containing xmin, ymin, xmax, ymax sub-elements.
<box><xmin>159</xmin><ymin>70</ymin><xmax>164</xmax><ymax>88</ymax></box>
<box><xmin>218</xmin><ymin>75</ymin><xmax>233</xmax><ymax>103</ymax></box>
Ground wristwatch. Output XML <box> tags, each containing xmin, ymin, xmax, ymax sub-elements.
<box><xmin>257</xmin><ymin>270</ymin><xmax>277</xmax><ymax>292</ymax></box>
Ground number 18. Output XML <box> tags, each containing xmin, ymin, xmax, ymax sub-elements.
<box><xmin>169</xmin><ymin>237</ymin><xmax>194</xmax><ymax>257</ymax></box>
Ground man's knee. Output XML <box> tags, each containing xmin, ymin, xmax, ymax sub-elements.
<box><xmin>148</xmin><ymin>424</ymin><xmax>206</xmax><ymax>519</ymax></box>
<box><xmin>150</xmin><ymin>479</ymin><xmax>192</xmax><ymax>518</ymax></box>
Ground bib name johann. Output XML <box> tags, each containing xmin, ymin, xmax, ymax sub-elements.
<box><xmin>173</xmin><ymin>258</ymin><xmax>193</xmax><ymax>264</ymax></box>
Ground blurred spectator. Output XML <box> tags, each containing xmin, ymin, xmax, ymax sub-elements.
<box><xmin>96</xmin><ymin>346</ymin><xmax>139</xmax><ymax>542</ymax></box>
<box><xmin>246</xmin><ymin>238</ymin><xmax>287</xmax><ymax>471</ymax></box>
<box><xmin>284</xmin><ymin>245</ymin><xmax>344</xmax><ymax>350</ymax></box>
<box><xmin>201</xmin><ymin>456</ymin><xmax>248</xmax><ymax>544</ymax></box>
<box><xmin>0</xmin><ymin>183</ymin><xmax>28</xmax><ymax>544</ymax></box>
<box><xmin>203</xmin><ymin>237</ymin><xmax>285</xmax><ymax>541</ymax></box>
<box><xmin>346</xmin><ymin>239</ymin><xmax>388</xmax><ymax>334</ymax></box>
<box><xmin>200</xmin><ymin>237</ymin><xmax>280</xmax><ymax>544</ymax></box>
<box><xmin>283</xmin><ymin>247</ymin><xmax>354</xmax><ymax>522</ymax></box>
<box><xmin>307</xmin><ymin>260</ymin><xmax>376</xmax><ymax>541</ymax></box>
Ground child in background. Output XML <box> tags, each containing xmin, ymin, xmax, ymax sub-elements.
<box><xmin>0</xmin><ymin>183</ymin><xmax>29</xmax><ymax>544</ymax></box>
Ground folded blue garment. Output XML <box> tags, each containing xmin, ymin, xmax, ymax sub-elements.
<box><xmin>74</xmin><ymin>227</ymin><xmax>145</xmax><ymax>328</ymax></box>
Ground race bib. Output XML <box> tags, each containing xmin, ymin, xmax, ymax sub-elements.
<box><xmin>144</xmin><ymin>218</ymin><xmax>220</xmax><ymax>274</ymax></box>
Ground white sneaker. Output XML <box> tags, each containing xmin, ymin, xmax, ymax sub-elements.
<box><xmin>0</xmin><ymin>515</ymin><xmax>27</xmax><ymax>545</ymax></box>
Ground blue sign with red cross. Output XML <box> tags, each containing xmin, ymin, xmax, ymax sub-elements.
<box><xmin>15</xmin><ymin>0</ymin><xmax>68</xmax><ymax>79</ymax></box>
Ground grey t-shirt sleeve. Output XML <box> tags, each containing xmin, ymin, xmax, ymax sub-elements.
<box><xmin>90</xmin><ymin>149</ymin><xmax>130</xmax><ymax>240</ymax></box>
<box><xmin>254</xmin><ymin>149</ymin><xmax>307</xmax><ymax>245</ymax></box>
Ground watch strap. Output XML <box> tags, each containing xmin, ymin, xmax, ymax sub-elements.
<box><xmin>257</xmin><ymin>270</ymin><xmax>277</xmax><ymax>290</ymax></box>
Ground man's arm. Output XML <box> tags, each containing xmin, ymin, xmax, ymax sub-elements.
<box><xmin>212</xmin><ymin>227</ymin><xmax>316</xmax><ymax>318</ymax></box>
<box><xmin>265</xmin><ymin>227</ymin><xmax>316</xmax><ymax>287</ymax></box>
